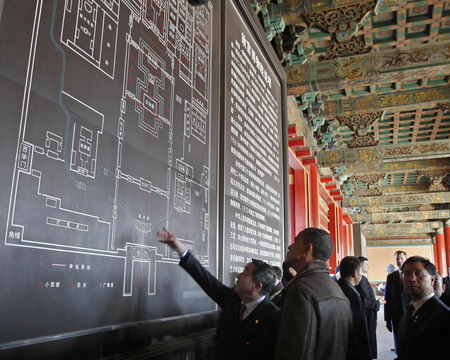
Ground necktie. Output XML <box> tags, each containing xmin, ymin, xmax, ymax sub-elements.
<box><xmin>405</xmin><ymin>303</ymin><xmax>415</xmax><ymax>320</ymax></box>
<box><xmin>239</xmin><ymin>303</ymin><xmax>247</xmax><ymax>320</ymax></box>
<box><xmin>403</xmin><ymin>304</ymin><xmax>415</xmax><ymax>335</ymax></box>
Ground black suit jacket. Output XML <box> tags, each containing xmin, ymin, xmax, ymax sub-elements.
<box><xmin>356</xmin><ymin>275</ymin><xmax>379</xmax><ymax>358</ymax></box>
<box><xmin>397</xmin><ymin>295</ymin><xmax>450</xmax><ymax>360</ymax></box>
<box><xmin>180</xmin><ymin>252</ymin><xmax>280</xmax><ymax>360</ymax></box>
<box><xmin>384</xmin><ymin>270</ymin><xmax>410</xmax><ymax>331</ymax></box>
<box><xmin>338</xmin><ymin>278</ymin><xmax>372</xmax><ymax>360</ymax></box>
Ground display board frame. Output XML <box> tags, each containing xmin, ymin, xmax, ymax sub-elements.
<box><xmin>219</xmin><ymin>0</ymin><xmax>289</xmax><ymax>286</ymax></box>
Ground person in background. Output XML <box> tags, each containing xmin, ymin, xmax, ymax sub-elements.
<box><xmin>396</xmin><ymin>256</ymin><xmax>450</xmax><ymax>360</ymax></box>
<box><xmin>281</xmin><ymin>261</ymin><xmax>296</xmax><ymax>288</ymax></box>
<box><xmin>338</xmin><ymin>256</ymin><xmax>372</xmax><ymax>360</ymax></box>
<box><xmin>333</xmin><ymin>265</ymin><xmax>341</xmax><ymax>281</ymax></box>
<box><xmin>356</xmin><ymin>256</ymin><xmax>385</xmax><ymax>359</ymax></box>
<box><xmin>157</xmin><ymin>229</ymin><xmax>280</xmax><ymax>360</ymax></box>
<box><xmin>269</xmin><ymin>265</ymin><xmax>284</xmax><ymax>307</ymax></box>
<box><xmin>276</xmin><ymin>228</ymin><xmax>354</xmax><ymax>360</ymax></box>
<box><xmin>434</xmin><ymin>272</ymin><xmax>450</xmax><ymax>307</ymax></box>
<box><xmin>377</xmin><ymin>264</ymin><xmax>396</xmax><ymax>294</ymax></box>
<box><xmin>384</xmin><ymin>250</ymin><xmax>410</xmax><ymax>354</ymax></box>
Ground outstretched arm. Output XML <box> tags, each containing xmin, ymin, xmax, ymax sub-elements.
<box><xmin>157</xmin><ymin>228</ymin><xmax>233</xmax><ymax>308</ymax></box>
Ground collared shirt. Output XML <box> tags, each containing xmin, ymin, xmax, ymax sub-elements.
<box><xmin>241</xmin><ymin>296</ymin><xmax>265</xmax><ymax>320</ymax></box>
<box><xmin>410</xmin><ymin>292</ymin><xmax>434</xmax><ymax>316</ymax></box>
<box><xmin>179</xmin><ymin>249</ymin><xmax>188</xmax><ymax>258</ymax></box>
<box><xmin>180</xmin><ymin>250</ymin><xmax>266</xmax><ymax>319</ymax></box>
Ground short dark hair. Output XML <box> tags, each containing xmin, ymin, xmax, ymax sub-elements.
<box><xmin>357</xmin><ymin>256</ymin><xmax>368</xmax><ymax>263</ymax></box>
<box><xmin>251</xmin><ymin>259</ymin><xmax>276</xmax><ymax>295</ymax></box>
<box><xmin>296</xmin><ymin>227</ymin><xmax>333</xmax><ymax>262</ymax></box>
<box><xmin>394</xmin><ymin>250</ymin><xmax>407</xmax><ymax>258</ymax></box>
<box><xmin>340</xmin><ymin>256</ymin><xmax>361</xmax><ymax>278</ymax></box>
<box><xmin>271</xmin><ymin>265</ymin><xmax>282</xmax><ymax>281</ymax></box>
<box><xmin>402</xmin><ymin>256</ymin><xmax>436</xmax><ymax>276</ymax></box>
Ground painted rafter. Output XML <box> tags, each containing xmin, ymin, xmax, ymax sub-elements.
<box><xmin>351</xmin><ymin>209</ymin><xmax>450</xmax><ymax>223</ymax></box>
<box><xmin>343</xmin><ymin>191</ymin><xmax>450</xmax><ymax>208</ymax></box>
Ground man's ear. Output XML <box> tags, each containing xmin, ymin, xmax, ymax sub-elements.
<box><xmin>253</xmin><ymin>282</ymin><xmax>263</xmax><ymax>293</ymax></box>
<box><xmin>304</xmin><ymin>242</ymin><xmax>313</xmax><ymax>254</ymax></box>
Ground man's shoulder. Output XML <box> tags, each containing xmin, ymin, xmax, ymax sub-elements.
<box><xmin>289</xmin><ymin>271</ymin><xmax>348</xmax><ymax>301</ymax></box>
<box><xmin>426</xmin><ymin>295</ymin><xmax>450</xmax><ymax>313</ymax></box>
<box><xmin>252</xmin><ymin>298</ymin><xmax>280</xmax><ymax>322</ymax></box>
<box><xmin>386</xmin><ymin>270</ymin><xmax>400</xmax><ymax>281</ymax></box>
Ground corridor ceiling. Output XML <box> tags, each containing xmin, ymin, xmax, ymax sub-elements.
<box><xmin>251</xmin><ymin>0</ymin><xmax>450</xmax><ymax>245</ymax></box>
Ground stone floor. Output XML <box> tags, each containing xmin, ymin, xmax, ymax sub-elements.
<box><xmin>376</xmin><ymin>307</ymin><xmax>397</xmax><ymax>360</ymax></box>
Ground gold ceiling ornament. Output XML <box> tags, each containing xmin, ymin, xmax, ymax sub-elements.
<box><xmin>417</xmin><ymin>169</ymin><xmax>450</xmax><ymax>180</ymax></box>
<box><xmin>321</xmin><ymin>37</ymin><xmax>372</xmax><ymax>61</ymax></box>
<box><xmin>380</xmin><ymin>48</ymin><xmax>431</xmax><ymax>68</ymax></box>
<box><xmin>351</xmin><ymin>209</ymin><xmax>450</xmax><ymax>224</ymax></box>
<box><xmin>342</xmin><ymin>191</ymin><xmax>450</xmax><ymax>208</ymax></box>
<box><xmin>417</xmin><ymin>204</ymin><xmax>436</xmax><ymax>211</ymax></box>
<box><xmin>302</xmin><ymin>0</ymin><xmax>378</xmax><ymax>41</ymax></box>
<box><xmin>348</xmin><ymin>133</ymin><xmax>378</xmax><ymax>148</ymax></box>
<box><xmin>337</xmin><ymin>111</ymin><xmax>383</xmax><ymax>136</ymax></box>
<box><xmin>318</xmin><ymin>140</ymin><xmax>450</xmax><ymax>167</ymax></box>
<box><xmin>417</xmin><ymin>169</ymin><xmax>450</xmax><ymax>192</ymax></box>
<box><xmin>324</xmin><ymin>86</ymin><xmax>450</xmax><ymax>117</ymax></box>
<box><xmin>428</xmin><ymin>182</ymin><xmax>449</xmax><ymax>192</ymax></box>
<box><xmin>354</xmin><ymin>173</ymin><xmax>386</xmax><ymax>185</ymax></box>
<box><xmin>362</xmin><ymin>221</ymin><xmax>442</xmax><ymax>235</ymax></box>
<box><xmin>376</xmin><ymin>86</ymin><xmax>450</xmax><ymax>108</ymax></box>
<box><xmin>438</xmin><ymin>103</ymin><xmax>450</xmax><ymax>114</ymax></box>
<box><xmin>354</xmin><ymin>173</ymin><xmax>385</xmax><ymax>197</ymax></box>
<box><xmin>364</xmin><ymin>206</ymin><xmax>387</xmax><ymax>214</ymax></box>
<box><xmin>361</xmin><ymin>187</ymin><xmax>383</xmax><ymax>197</ymax></box>
<box><xmin>367</xmin><ymin>239</ymin><xmax>432</xmax><ymax>246</ymax></box>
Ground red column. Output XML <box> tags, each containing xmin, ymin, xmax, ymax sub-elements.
<box><xmin>444</xmin><ymin>220</ymin><xmax>450</xmax><ymax>276</ymax></box>
<box><xmin>289</xmin><ymin>168</ymin><xmax>295</xmax><ymax>244</ymax></box>
<box><xmin>294</xmin><ymin>168</ymin><xmax>307</xmax><ymax>237</ymax></box>
<box><xmin>338</xmin><ymin>207</ymin><xmax>345</xmax><ymax>257</ymax></box>
<box><xmin>328</xmin><ymin>202</ymin><xmax>338</xmax><ymax>270</ymax></box>
<box><xmin>309</xmin><ymin>165</ymin><xmax>320</xmax><ymax>228</ymax></box>
<box><xmin>433</xmin><ymin>236</ymin><xmax>440</xmax><ymax>271</ymax></box>
<box><xmin>436</xmin><ymin>227</ymin><xmax>447</xmax><ymax>276</ymax></box>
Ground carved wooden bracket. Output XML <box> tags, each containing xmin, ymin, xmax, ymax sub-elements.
<box><xmin>321</xmin><ymin>36</ymin><xmax>372</xmax><ymax>60</ymax></box>
<box><xmin>302</xmin><ymin>0</ymin><xmax>378</xmax><ymax>41</ymax></box>
<box><xmin>417</xmin><ymin>169</ymin><xmax>450</xmax><ymax>192</ymax></box>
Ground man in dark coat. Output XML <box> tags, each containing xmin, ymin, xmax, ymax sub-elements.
<box><xmin>397</xmin><ymin>256</ymin><xmax>450</xmax><ymax>360</ymax></box>
<box><xmin>338</xmin><ymin>256</ymin><xmax>372</xmax><ymax>360</ymax></box>
<box><xmin>384</xmin><ymin>250</ymin><xmax>410</xmax><ymax>353</ymax></box>
<box><xmin>157</xmin><ymin>229</ymin><xmax>280</xmax><ymax>360</ymax></box>
<box><xmin>276</xmin><ymin>228</ymin><xmax>354</xmax><ymax>360</ymax></box>
<box><xmin>356</xmin><ymin>256</ymin><xmax>384</xmax><ymax>359</ymax></box>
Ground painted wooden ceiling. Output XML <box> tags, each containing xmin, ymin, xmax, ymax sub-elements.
<box><xmin>251</xmin><ymin>0</ymin><xmax>450</xmax><ymax>244</ymax></box>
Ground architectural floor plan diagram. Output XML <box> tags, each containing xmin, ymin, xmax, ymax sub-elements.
<box><xmin>3</xmin><ymin>0</ymin><xmax>216</xmax><ymax>303</ymax></box>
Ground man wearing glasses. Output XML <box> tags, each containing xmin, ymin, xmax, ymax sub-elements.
<box><xmin>396</xmin><ymin>256</ymin><xmax>450</xmax><ymax>360</ymax></box>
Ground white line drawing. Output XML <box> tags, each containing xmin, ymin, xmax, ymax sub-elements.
<box><xmin>5</xmin><ymin>0</ymin><xmax>214</xmax><ymax>298</ymax></box>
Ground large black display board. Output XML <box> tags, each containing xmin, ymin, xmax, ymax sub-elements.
<box><xmin>0</xmin><ymin>0</ymin><xmax>218</xmax><ymax>351</ymax></box>
<box><xmin>0</xmin><ymin>0</ymin><xmax>287</xmax><ymax>357</ymax></box>
<box><xmin>222</xmin><ymin>0</ymin><xmax>286</xmax><ymax>285</ymax></box>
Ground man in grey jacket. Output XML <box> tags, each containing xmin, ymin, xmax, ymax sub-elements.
<box><xmin>276</xmin><ymin>228</ymin><xmax>355</xmax><ymax>360</ymax></box>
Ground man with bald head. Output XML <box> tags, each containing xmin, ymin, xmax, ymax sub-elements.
<box><xmin>276</xmin><ymin>228</ymin><xmax>354</xmax><ymax>360</ymax></box>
